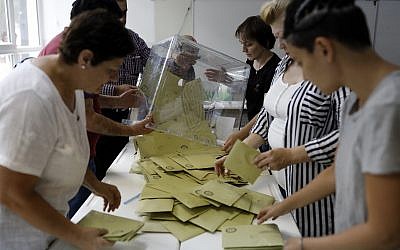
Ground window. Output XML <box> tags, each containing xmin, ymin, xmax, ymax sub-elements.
<box><xmin>0</xmin><ymin>0</ymin><xmax>40</xmax><ymax>79</ymax></box>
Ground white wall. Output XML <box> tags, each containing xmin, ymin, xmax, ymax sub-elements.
<box><xmin>37</xmin><ymin>0</ymin><xmax>189</xmax><ymax>48</ymax></box>
<box><xmin>374</xmin><ymin>1</ymin><xmax>400</xmax><ymax>65</ymax></box>
<box><xmin>126</xmin><ymin>0</ymin><xmax>194</xmax><ymax>47</ymax></box>
<box><xmin>38</xmin><ymin>0</ymin><xmax>74</xmax><ymax>45</ymax></box>
<box><xmin>126</xmin><ymin>0</ymin><xmax>155</xmax><ymax>46</ymax></box>
<box><xmin>194</xmin><ymin>0</ymin><xmax>266</xmax><ymax>61</ymax></box>
<box><xmin>154</xmin><ymin>0</ymin><xmax>193</xmax><ymax>42</ymax></box>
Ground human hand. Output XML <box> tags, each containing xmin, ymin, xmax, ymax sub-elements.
<box><xmin>204</xmin><ymin>68</ymin><xmax>233</xmax><ymax>84</ymax></box>
<box><xmin>256</xmin><ymin>202</ymin><xmax>287</xmax><ymax>224</ymax></box>
<box><xmin>114</xmin><ymin>84</ymin><xmax>135</xmax><ymax>96</ymax></box>
<box><xmin>214</xmin><ymin>155</ymin><xmax>231</xmax><ymax>177</ymax></box>
<box><xmin>223</xmin><ymin>130</ymin><xmax>247</xmax><ymax>153</ymax></box>
<box><xmin>130</xmin><ymin>115</ymin><xmax>153</xmax><ymax>135</ymax></box>
<box><xmin>284</xmin><ymin>237</ymin><xmax>303</xmax><ymax>250</ymax></box>
<box><xmin>93</xmin><ymin>182</ymin><xmax>121</xmax><ymax>213</ymax></box>
<box><xmin>118</xmin><ymin>87</ymin><xmax>144</xmax><ymax>109</ymax></box>
<box><xmin>253</xmin><ymin>148</ymin><xmax>294</xmax><ymax>171</ymax></box>
<box><xmin>74</xmin><ymin>226</ymin><xmax>114</xmax><ymax>250</ymax></box>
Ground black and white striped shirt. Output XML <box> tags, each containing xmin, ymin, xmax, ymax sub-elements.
<box><xmin>101</xmin><ymin>29</ymin><xmax>150</xmax><ymax>96</ymax></box>
<box><xmin>251</xmin><ymin>55</ymin><xmax>350</xmax><ymax>237</ymax></box>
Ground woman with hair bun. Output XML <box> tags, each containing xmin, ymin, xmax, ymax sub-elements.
<box><xmin>258</xmin><ymin>0</ymin><xmax>400</xmax><ymax>249</ymax></box>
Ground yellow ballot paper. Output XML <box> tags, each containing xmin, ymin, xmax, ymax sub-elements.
<box><xmin>172</xmin><ymin>203</ymin><xmax>209</xmax><ymax>222</ymax></box>
<box><xmin>140</xmin><ymin>184</ymin><xmax>173</xmax><ymax>200</ymax></box>
<box><xmin>78</xmin><ymin>210</ymin><xmax>144</xmax><ymax>242</ymax></box>
<box><xmin>161</xmin><ymin>220</ymin><xmax>206</xmax><ymax>242</ymax></box>
<box><xmin>189</xmin><ymin>206</ymin><xmax>233</xmax><ymax>232</ymax></box>
<box><xmin>134</xmin><ymin>131</ymin><xmax>221</xmax><ymax>159</ymax></box>
<box><xmin>224</xmin><ymin>140</ymin><xmax>262</xmax><ymax>184</ymax></box>
<box><xmin>222</xmin><ymin>224</ymin><xmax>284</xmax><ymax>250</ymax></box>
<box><xmin>218</xmin><ymin>212</ymin><xmax>255</xmax><ymax>231</ymax></box>
<box><xmin>245</xmin><ymin>189</ymin><xmax>275</xmax><ymax>215</ymax></box>
<box><xmin>136</xmin><ymin>199</ymin><xmax>174</xmax><ymax>213</ymax></box>
<box><xmin>139</xmin><ymin>218</ymin><xmax>169</xmax><ymax>233</ymax></box>
<box><xmin>198</xmin><ymin>179</ymin><xmax>247</xmax><ymax>206</ymax></box>
<box><xmin>150</xmin><ymin>156</ymin><xmax>185</xmax><ymax>172</ymax></box>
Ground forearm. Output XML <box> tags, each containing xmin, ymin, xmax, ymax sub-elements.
<box><xmin>289</xmin><ymin>145</ymin><xmax>311</xmax><ymax>165</ymax></box>
<box><xmin>86</xmin><ymin>112</ymin><xmax>134</xmax><ymax>136</ymax></box>
<box><xmin>2</xmin><ymin>190</ymin><xmax>82</xmax><ymax>245</ymax></box>
<box><xmin>97</xmin><ymin>94</ymin><xmax>121</xmax><ymax>108</ymax></box>
<box><xmin>240</xmin><ymin>115</ymin><xmax>258</xmax><ymax>137</ymax></box>
<box><xmin>82</xmin><ymin>168</ymin><xmax>101</xmax><ymax>192</ymax></box>
<box><xmin>303</xmin><ymin>223</ymin><xmax>396</xmax><ymax>250</ymax></box>
<box><xmin>243</xmin><ymin>133</ymin><xmax>265</xmax><ymax>149</ymax></box>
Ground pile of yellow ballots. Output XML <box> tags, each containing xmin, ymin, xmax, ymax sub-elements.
<box><xmin>131</xmin><ymin>132</ymin><xmax>277</xmax><ymax>243</ymax></box>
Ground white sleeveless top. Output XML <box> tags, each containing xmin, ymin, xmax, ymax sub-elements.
<box><xmin>263</xmin><ymin>73</ymin><xmax>301</xmax><ymax>187</ymax></box>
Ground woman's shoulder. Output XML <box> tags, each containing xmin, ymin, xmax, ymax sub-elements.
<box><xmin>365</xmin><ymin>70</ymin><xmax>400</xmax><ymax>109</ymax></box>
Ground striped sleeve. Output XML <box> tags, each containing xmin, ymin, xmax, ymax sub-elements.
<box><xmin>304</xmin><ymin>86</ymin><xmax>350</xmax><ymax>165</ymax></box>
<box><xmin>304</xmin><ymin>130</ymin><xmax>339</xmax><ymax>166</ymax></box>
<box><xmin>250</xmin><ymin>107</ymin><xmax>270</xmax><ymax>141</ymax></box>
<box><xmin>101</xmin><ymin>84</ymin><xmax>116</xmax><ymax>96</ymax></box>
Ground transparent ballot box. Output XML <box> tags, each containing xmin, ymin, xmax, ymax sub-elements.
<box><xmin>138</xmin><ymin>35</ymin><xmax>250</xmax><ymax>145</ymax></box>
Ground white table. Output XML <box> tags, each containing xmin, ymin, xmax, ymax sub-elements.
<box><xmin>51</xmin><ymin>141</ymin><xmax>300</xmax><ymax>250</ymax></box>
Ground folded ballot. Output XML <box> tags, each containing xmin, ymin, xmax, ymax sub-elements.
<box><xmin>224</xmin><ymin>140</ymin><xmax>262</xmax><ymax>184</ymax></box>
<box><xmin>78</xmin><ymin>210</ymin><xmax>144</xmax><ymax>242</ymax></box>
<box><xmin>222</xmin><ymin>224</ymin><xmax>284</xmax><ymax>250</ymax></box>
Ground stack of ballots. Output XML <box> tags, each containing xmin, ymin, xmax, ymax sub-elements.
<box><xmin>131</xmin><ymin>132</ymin><xmax>277</xmax><ymax>242</ymax></box>
<box><xmin>222</xmin><ymin>224</ymin><xmax>284</xmax><ymax>250</ymax></box>
<box><xmin>78</xmin><ymin>210</ymin><xmax>144</xmax><ymax>242</ymax></box>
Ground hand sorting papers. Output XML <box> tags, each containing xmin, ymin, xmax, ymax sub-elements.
<box><xmin>224</xmin><ymin>140</ymin><xmax>263</xmax><ymax>184</ymax></box>
<box><xmin>78</xmin><ymin>210</ymin><xmax>144</xmax><ymax>242</ymax></box>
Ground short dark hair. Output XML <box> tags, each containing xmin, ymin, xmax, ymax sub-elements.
<box><xmin>60</xmin><ymin>9</ymin><xmax>135</xmax><ymax>65</ymax></box>
<box><xmin>70</xmin><ymin>0</ymin><xmax>122</xmax><ymax>19</ymax></box>
<box><xmin>235</xmin><ymin>16</ymin><xmax>276</xmax><ymax>50</ymax></box>
<box><xmin>284</xmin><ymin>0</ymin><xmax>371</xmax><ymax>52</ymax></box>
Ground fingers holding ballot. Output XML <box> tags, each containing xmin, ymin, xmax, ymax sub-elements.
<box><xmin>215</xmin><ymin>140</ymin><xmax>262</xmax><ymax>184</ymax></box>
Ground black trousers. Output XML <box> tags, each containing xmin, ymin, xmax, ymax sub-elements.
<box><xmin>94</xmin><ymin>109</ymin><xmax>129</xmax><ymax>180</ymax></box>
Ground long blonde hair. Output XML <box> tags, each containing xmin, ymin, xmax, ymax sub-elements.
<box><xmin>260</xmin><ymin>0</ymin><xmax>291</xmax><ymax>24</ymax></box>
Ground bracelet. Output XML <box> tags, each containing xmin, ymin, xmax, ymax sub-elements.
<box><xmin>300</xmin><ymin>237</ymin><xmax>304</xmax><ymax>250</ymax></box>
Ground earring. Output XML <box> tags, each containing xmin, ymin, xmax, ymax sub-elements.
<box><xmin>81</xmin><ymin>65</ymin><xmax>86</xmax><ymax>70</ymax></box>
